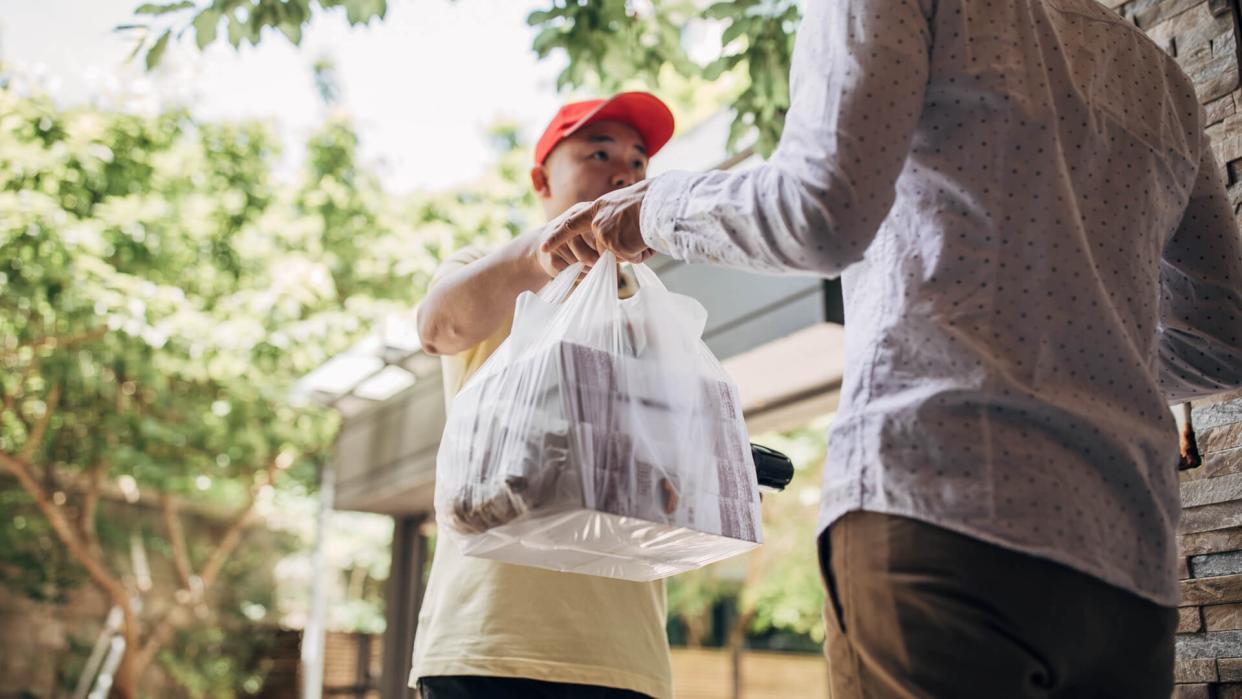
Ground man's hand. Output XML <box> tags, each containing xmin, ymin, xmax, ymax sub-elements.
<box><xmin>534</xmin><ymin>201</ymin><xmax>607</xmax><ymax>277</ymax></box>
<box><xmin>531</xmin><ymin>202</ymin><xmax>602</xmax><ymax>277</ymax></box>
<box><xmin>542</xmin><ymin>180</ymin><xmax>654</xmax><ymax>264</ymax></box>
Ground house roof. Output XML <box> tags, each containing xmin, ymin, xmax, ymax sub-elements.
<box><xmin>291</xmin><ymin>313</ymin><xmax>440</xmax><ymax>419</ymax></box>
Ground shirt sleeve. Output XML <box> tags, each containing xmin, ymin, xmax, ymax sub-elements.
<box><xmin>429</xmin><ymin>245</ymin><xmax>489</xmax><ymax>288</ymax></box>
<box><xmin>1158</xmin><ymin>136</ymin><xmax>1242</xmax><ymax>404</ymax></box>
<box><xmin>640</xmin><ymin>0</ymin><xmax>933</xmax><ymax>278</ymax></box>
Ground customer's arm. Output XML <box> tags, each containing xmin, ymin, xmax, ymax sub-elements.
<box><xmin>636</xmin><ymin>0</ymin><xmax>934</xmax><ymax>277</ymax></box>
<box><xmin>418</xmin><ymin>226</ymin><xmax>565</xmax><ymax>356</ymax></box>
<box><xmin>1158</xmin><ymin>137</ymin><xmax>1242</xmax><ymax>403</ymax></box>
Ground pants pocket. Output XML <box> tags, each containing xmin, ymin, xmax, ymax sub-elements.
<box><xmin>818</xmin><ymin>527</ymin><xmax>848</xmax><ymax>635</ymax></box>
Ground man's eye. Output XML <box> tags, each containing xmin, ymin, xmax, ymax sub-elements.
<box><xmin>591</xmin><ymin>151</ymin><xmax>609</xmax><ymax>161</ymax></box>
<box><xmin>633</xmin><ymin>160</ymin><xmax>645</xmax><ymax>169</ymax></box>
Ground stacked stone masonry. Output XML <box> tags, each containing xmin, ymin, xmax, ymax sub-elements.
<box><xmin>1092</xmin><ymin>0</ymin><xmax>1242</xmax><ymax>696</ymax></box>
<box><xmin>1179</xmin><ymin>391</ymin><xmax>1242</xmax><ymax>698</ymax></box>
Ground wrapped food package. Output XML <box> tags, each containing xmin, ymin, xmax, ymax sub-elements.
<box><xmin>434</xmin><ymin>257</ymin><xmax>763</xmax><ymax>581</ymax></box>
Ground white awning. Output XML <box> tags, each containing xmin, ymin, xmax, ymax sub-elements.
<box><xmin>291</xmin><ymin>314</ymin><xmax>437</xmax><ymax>418</ymax></box>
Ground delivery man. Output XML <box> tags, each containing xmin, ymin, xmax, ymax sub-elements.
<box><xmin>411</xmin><ymin>92</ymin><xmax>675</xmax><ymax>699</ymax></box>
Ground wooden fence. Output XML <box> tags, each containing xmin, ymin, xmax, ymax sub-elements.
<box><xmin>670</xmin><ymin>647</ymin><xmax>829</xmax><ymax>699</ymax></box>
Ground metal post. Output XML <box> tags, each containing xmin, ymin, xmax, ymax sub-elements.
<box><xmin>731</xmin><ymin>646</ymin><xmax>742</xmax><ymax>699</ymax></box>
<box><xmin>355</xmin><ymin>633</ymin><xmax>373</xmax><ymax>699</ymax></box>
<box><xmin>73</xmin><ymin>606</ymin><xmax>123</xmax><ymax>699</ymax></box>
<box><xmin>302</xmin><ymin>456</ymin><xmax>335</xmax><ymax>699</ymax></box>
<box><xmin>87</xmin><ymin>635</ymin><xmax>126</xmax><ymax>699</ymax></box>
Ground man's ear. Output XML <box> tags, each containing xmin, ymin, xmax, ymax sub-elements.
<box><xmin>530</xmin><ymin>165</ymin><xmax>551</xmax><ymax>199</ymax></box>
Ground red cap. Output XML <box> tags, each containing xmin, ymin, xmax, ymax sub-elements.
<box><xmin>534</xmin><ymin>92</ymin><xmax>675</xmax><ymax>166</ymax></box>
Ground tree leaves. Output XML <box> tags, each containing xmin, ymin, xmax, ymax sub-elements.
<box><xmin>522</xmin><ymin>0</ymin><xmax>694</xmax><ymax>96</ymax></box>
<box><xmin>531</xmin><ymin>26</ymin><xmax>564</xmax><ymax>57</ymax></box>
<box><xmin>225</xmin><ymin>11</ymin><xmax>246</xmax><ymax>49</ymax></box>
<box><xmin>343</xmin><ymin>0</ymin><xmax>388</xmax><ymax>25</ymax></box>
<box><xmin>525</xmin><ymin>7</ymin><xmax>565</xmax><ymax>26</ymax></box>
<box><xmin>702</xmin><ymin>54</ymin><xmax>741</xmax><ymax>81</ymax></box>
<box><xmin>125</xmin><ymin>0</ymin><xmax>388</xmax><ymax>69</ymax></box>
<box><xmin>0</xmin><ymin>89</ymin><xmax>362</xmax><ymax>502</ymax></box>
<box><xmin>145</xmin><ymin>29</ymin><xmax>172</xmax><ymax>71</ymax></box>
<box><xmin>0</xmin><ymin>81</ymin><xmax>540</xmax><ymax>499</ymax></box>
<box><xmin>134</xmin><ymin>1</ymin><xmax>195</xmax><ymax>15</ymax></box>
<box><xmin>525</xmin><ymin>0</ymin><xmax>800</xmax><ymax>158</ymax></box>
<box><xmin>1</xmin><ymin>40</ymin><xmax>545</xmax><ymax>693</ymax></box>
<box><xmin>720</xmin><ymin>17</ymin><xmax>754</xmax><ymax>48</ymax></box>
<box><xmin>127</xmin><ymin>0</ymin><xmax>799</xmax><ymax>158</ymax></box>
<box><xmin>192</xmin><ymin>10</ymin><xmax>219</xmax><ymax>50</ymax></box>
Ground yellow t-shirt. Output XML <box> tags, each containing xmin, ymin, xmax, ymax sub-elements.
<box><xmin>409</xmin><ymin>246</ymin><xmax>672</xmax><ymax>699</ymax></box>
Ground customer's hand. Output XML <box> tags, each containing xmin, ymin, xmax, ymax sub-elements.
<box><xmin>533</xmin><ymin>202</ymin><xmax>602</xmax><ymax>277</ymax></box>
<box><xmin>542</xmin><ymin>180</ymin><xmax>654</xmax><ymax>264</ymax></box>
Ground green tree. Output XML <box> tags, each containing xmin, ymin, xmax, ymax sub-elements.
<box><xmin>124</xmin><ymin>0</ymin><xmax>800</xmax><ymax>156</ymax></box>
<box><xmin>524</xmin><ymin>0</ymin><xmax>800</xmax><ymax>156</ymax></box>
<box><xmin>0</xmin><ymin>84</ymin><xmax>327</xmax><ymax>697</ymax></box>
<box><xmin>0</xmin><ymin>71</ymin><xmax>543</xmax><ymax>695</ymax></box>
<box><xmin>742</xmin><ymin>421</ymin><xmax>830</xmax><ymax>645</ymax></box>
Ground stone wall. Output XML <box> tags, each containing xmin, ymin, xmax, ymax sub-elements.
<box><xmin>1178</xmin><ymin>390</ymin><xmax>1242</xmax><ymax>697</ymax></box>
<box><xmin>1087</xmin><ymin>0</ymin><xmax>1242</xmax><ymax>695</ymax></box>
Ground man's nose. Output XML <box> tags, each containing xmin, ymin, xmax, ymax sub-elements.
<box><xmin>610</xmin><ymin>168</ymin><xmax>636</xmax><ymax>189</ymax></box>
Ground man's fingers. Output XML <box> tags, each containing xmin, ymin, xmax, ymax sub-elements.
<box><xmin>541</xmin><ymin>203</ymin><xmax>594</xmax><ymax>253</ymax></box>
<box><xmin>568</xmin><ymin>236</ymin><xmax>600</xmax><ymax>266</ymax></box>
<box><xmin>608</xmin><ymin>236</ymin><xmax>649</xmax><ymax>264</ymax></box>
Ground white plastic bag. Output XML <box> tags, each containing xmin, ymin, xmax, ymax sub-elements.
<box><xmin>434</xmin><ymin>253</ymin><xmax>762</xmax><ymax>581</ymax></box>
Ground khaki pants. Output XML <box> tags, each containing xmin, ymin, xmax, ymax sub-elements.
<box><xmin>819</xmin><ymin>512</ymin><xmax>1177</xmax><ymax>699</ymax></box>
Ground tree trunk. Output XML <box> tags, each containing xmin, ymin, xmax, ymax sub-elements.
<box><xmin>682</xmin><ymin>613</ymin><xmax>707</xmax><ymax>648</ymax></box>
<box><xmin>726</xmin><ymin>607</ymin><xmax>755</xmax><ymax>651</ymax></box>
<box><xmin>726</xmin><ymin>607</ymin><xmax>756</xmax><ymax>699</ymax></box>
<box><xmin>110</xmin><ymin>613</ymin><xmax>141</xmax><ymax>699</ymax></box>
<box><xmin>2</xmin><ymin>437</ymin><xmax>279</xmax><ymax>698</ymax></box>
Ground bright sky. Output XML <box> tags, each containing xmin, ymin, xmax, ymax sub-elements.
<box><xmin>0</xmin><ymin>0</ymin><xmax>568</xmax><ymax>193</ymax></box>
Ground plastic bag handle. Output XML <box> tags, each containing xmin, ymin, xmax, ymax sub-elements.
<box><xmin>629</xmin><ymin>262</ymin><xmax>670</xmax><ymax>294</ymax></box>
<box><xmin>630</xmin><ymin>258</ymin><xmax>709</xmax><ymax>340</ymax></box>
<box><xmin>538</xmin><ymin>261</ymin><xmax>584</xmax><ymax>304</ymax></box>
<box><xmin>539</xmin><ymin>254</ymin><xmax>665</xmax><ymax>308</ymax></box>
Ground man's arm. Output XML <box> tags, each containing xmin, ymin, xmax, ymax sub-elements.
<box><xmin>1158</xmin><ymin>139</ymin><xmax>1242</xmax><ymax>404</ymax></box>
<box><xmin>548</xmin><ymin>0</ymin><xmax>934</xmax><ymax>276</ymax></box>
<box><xmin>418</xmin><ymin>226</ymin><xmax>566</xmax><ymax>356</ymax></box>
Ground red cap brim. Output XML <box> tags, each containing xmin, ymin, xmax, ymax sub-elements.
<box><xmin>541</xmin><ymin>92</ymin><xmax>675</xmax><ymax>165</ymax></box>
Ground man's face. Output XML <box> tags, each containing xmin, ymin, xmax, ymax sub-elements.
<box><xmin>531</xmin><ymin>120</ymin><xmax>649</xmax><ymax>219</ymax></box>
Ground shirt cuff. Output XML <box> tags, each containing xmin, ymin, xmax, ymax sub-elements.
<box><xmin>639</xmin><ymin>170</ymin><xmax>699</xmax><ymax>259</ymax></box>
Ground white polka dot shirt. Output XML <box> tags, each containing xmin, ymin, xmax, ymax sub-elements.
<box><xmin>640</xmin><ymin>0</ymin><xmax>1242</xmax><ymax>605</ymax></box>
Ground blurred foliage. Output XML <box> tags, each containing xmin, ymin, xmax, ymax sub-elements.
<box><xmin>262</xmin><ymin>482</ymin><xmax>395</xmax><ymax>635</ymax></box>
<box><xmin>665</xmin><ymin>417</ymin><xmax>829</xmax><ymax>649</ymax></box>
<box><xmin>153</xmin><ymin>624</ymin><xmax>286</xmax><ymax>698</ymax></box>
<box><xmin>0</xmin><ymin>69</ymin><xmax>538</xmax><ymax>694</ymax></box>
<box><xmin>743</xmin><ymin>419</ymin><xmax>830</xmax><ymax>644</ymax></box>
<box><xmin>526</xmin><ymin>0</ymin><xmax>800</xmax><ymax>156</ymax></box>
<box><xmin>119</xmin><ymin>0</ymin><xmax>388</xmax><ymax>68</ymax></box>
<box><xmin>666</xmin><ymin>565</ymin><xmax>741</xmax><ymax>647</ymax></box>
<box><xmin>0</xmin><ymin>487</ymin><xmax>86</xmax><ymax>603</ymax></box>
<box><xmin>126</xmin><ymin>0</ymin><xmax>800</xmax><ymax>157</ymax></box>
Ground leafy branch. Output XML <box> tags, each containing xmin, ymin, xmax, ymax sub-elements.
<box><xmin>118</xmin><ymin>0</ymin><xmax>389</xmax><ymax>70</ymax></box>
